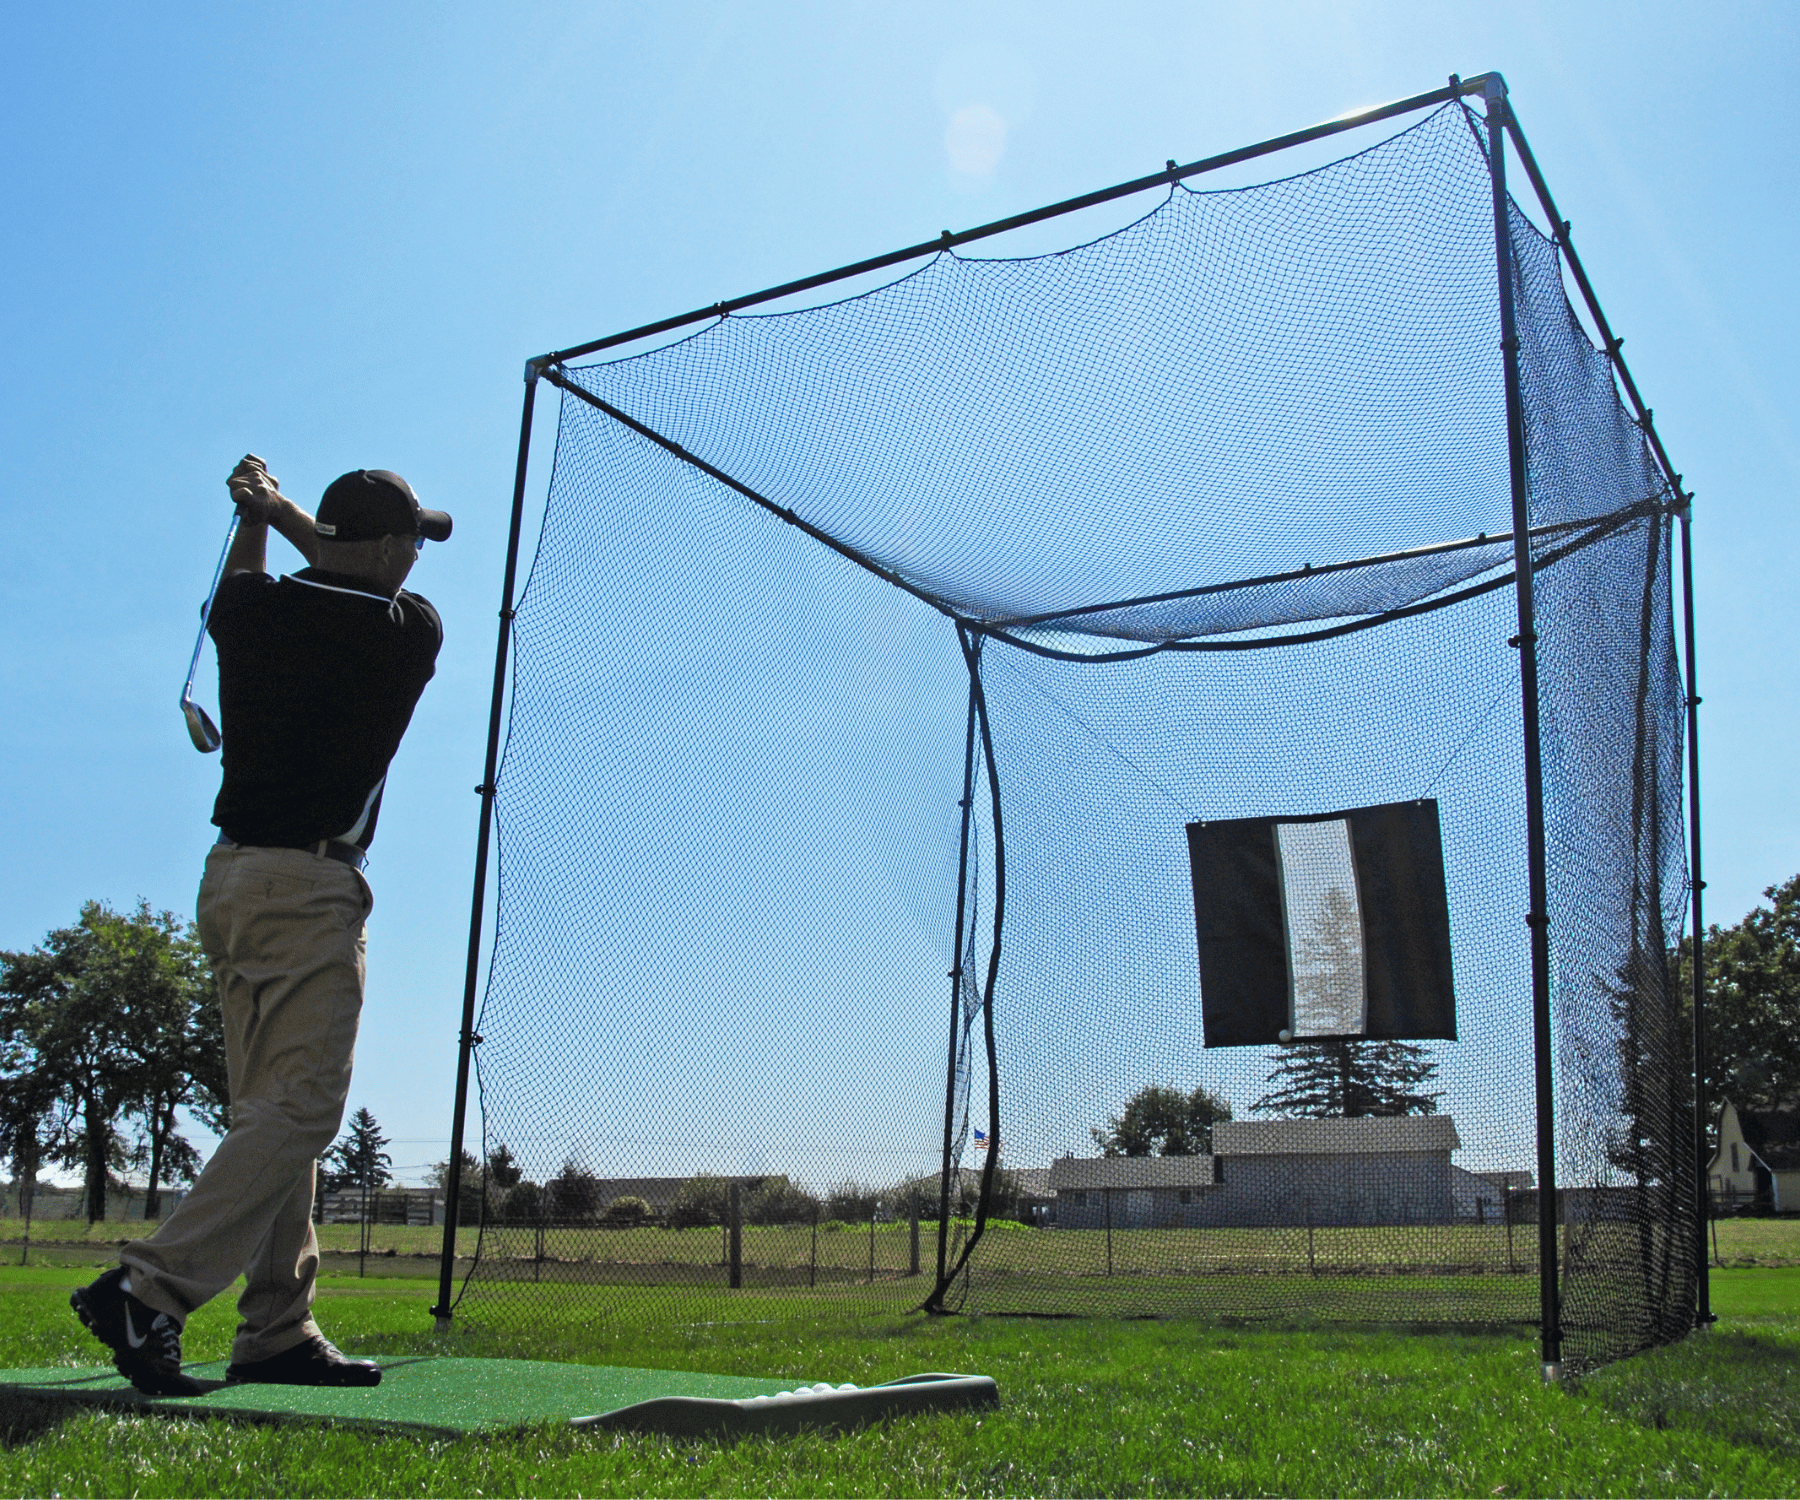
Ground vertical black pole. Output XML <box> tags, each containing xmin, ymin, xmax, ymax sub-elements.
<box><xmin>1484</xmin><ymin>75</ymin><xmax>1561</xmax><ymax>1379</ymax></box>
<box><xmin>1679</xmin><ymin>506</ymin><xmax>1714</xmax><ymax>1327</ymax></box>
<box><xmin>433</xmin><ymin>365</ymin><xmax>541</xmax><ymax>1330</ymax></box>
<box><xmin>728</xmin><ymin>1182</ymin><xmax>742</xmax><ymax>1288</ymax></box>
<box><xmin>910</xmin><ymin>1194</ymin><xmax>921</xmax><ymax>1277</ymax></box>
<box><xmin>932</xmin><ymin>674</ymin><xmax>981</xmax><ymax>1300</ymax></box>
<box><xmin>1104</xmin><ymin>1188</ymin><xmax>1113</xmax><ymax>1277</ymax></box>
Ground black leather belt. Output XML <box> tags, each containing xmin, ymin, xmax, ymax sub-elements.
<box><xmin>215</xmin><ymin>832</ymin><xmax>367</xmax><ymax>872</ymax></box>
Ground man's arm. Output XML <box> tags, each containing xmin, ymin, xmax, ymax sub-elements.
<box><xmin>224</xmin><ymin>455</ymin><xmax>321</xmax><ymax>575</ymax></box>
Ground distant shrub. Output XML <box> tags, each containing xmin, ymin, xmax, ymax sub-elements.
<box><xmin>743</xmin><ymin>1177</ymin><xmax>823</xmax><ymax>1226</ymax></box>
<box><xmin>825</xmin><ymin>1182</ymin><xmax>881</xmax><ymax>1223</ymax></box>
<box><xmin>667</xmin><ymin>1175</ymin><xmax>728</xmax><ymax>1229</ymax></box>
<box><xmin>600</xmin><ymin>1195</ymin><xmax>652</xmax><ymax>1226</ymax></box>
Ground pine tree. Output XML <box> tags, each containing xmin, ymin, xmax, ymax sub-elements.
<box><xmin>322</xmin><ymin>1107</ymin><xmax>392</xmax><ymax>1192</ymax></box>
<box><xmin>1250</xmin><ymin>1039</ymin><xmax>1441</xmax><ymax>1117</ymax></box>
<box><xmin>1291</xmin><ymin>884</ymin><xmax>1365</xmax><ymax>1037</ymax></box>
<box><xmin>485</xmin><ymin>1143</ymin><xmax>523</xmax><ymax>1191</ymax></box>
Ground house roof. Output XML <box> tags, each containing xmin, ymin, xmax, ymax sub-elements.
<box><xmin>585</xmin><ymin>1178</ymin><xmax>699</xmax><ymax>1206</ymax></box>
<box><xmin>1214</xmin><ymin>1115</ymin><xmax>1461</xmax><ymax>1156</ymax></box>
<box><xmin>1046</xmin><ymin>1155</ymin><xmax>1217</xmax><ymax>1190</ymax></box>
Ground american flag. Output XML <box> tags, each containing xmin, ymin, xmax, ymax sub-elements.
<box><xmin>974</xmin><ymin>1130</ymin><xmax>995</xmax><ymax>1153</ymax></box>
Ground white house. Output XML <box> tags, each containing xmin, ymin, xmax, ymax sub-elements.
<box><xmin>1708</xmin><ymin>1099</ymin><xmax>1800</xmax><ymax>1212</ymax></box>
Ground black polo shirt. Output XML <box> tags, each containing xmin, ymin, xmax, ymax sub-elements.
<box><xmin>208</xmin><ymin>567</ymin><xmax>443</xmax><ymax>851</ymax></box>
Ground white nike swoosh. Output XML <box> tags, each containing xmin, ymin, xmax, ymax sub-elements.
<box><xmin>123</xmin><ymin>1304</ymin><xmax>149</xmax><ymax>1350</ymax></box>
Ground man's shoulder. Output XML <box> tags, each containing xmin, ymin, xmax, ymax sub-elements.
<box><xmin>395</xmin><ymin>588</ymin><xmax>444</xmax><ymax>643</ymax></box>
<box><xmin>216</xmin><ymin>568</ymin><xmax>277</xmax><ymax>601</ymax></box>
<box><xmin>208</xmin><ymin>569</ymin><xmax>276</xmax><ymax>623</ymax></box>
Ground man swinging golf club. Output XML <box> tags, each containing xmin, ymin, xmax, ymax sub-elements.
<box><xmin>72</xmin><ymin>456</ymin><xmax>451</xmax><ymax>1395</ymax></box>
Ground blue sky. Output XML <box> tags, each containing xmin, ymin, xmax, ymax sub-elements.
<box><xmin>2</xmin><ymin>2</ymin><xmax>1794</xmax><ymax>1186</ymax></box>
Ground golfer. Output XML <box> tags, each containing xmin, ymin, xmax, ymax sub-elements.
<box><xmin>73</xmin><ymin>457</ymin><xmax>451</xmax><ymax>1395</ymax></box>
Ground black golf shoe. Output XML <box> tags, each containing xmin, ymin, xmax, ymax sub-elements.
<box><xmin>227</xmin><ymin>1334</ymin><xmax>381</xmax><ymax>1387</ymax></box>
<box><xmin>70</xmin><ymin>1266</ymin><xmax>204</xmax><ymax>1397</ymax></box>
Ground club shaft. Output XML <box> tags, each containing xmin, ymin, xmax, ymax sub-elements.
<box><xmin>182</xmin><ymin>513</ymin><xmax>240</xmax><ymax>702</ymax></box>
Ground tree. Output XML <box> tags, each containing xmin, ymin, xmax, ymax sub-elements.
<box><xmin>486</xmin><ymin>1143</ymin><xmax>523</xmax><ymax>1192</ymax></box>
<box><xmin>427</xmin><ymin>1146</ymin><xmax>487</xmax><ymax>1223</ymax></box>
<box><xmin>500</xmin><ymin>1178</ymin><xmax>544</xmax><ymax>1225</ymax></box>
<box><xmin>1250</xmin><ymin>1040</ymin><xmax>1441</xmax><ymax>1118</ymax></box>
<box><xmin>324</xmin><ymin>1107</ymin><xmax>393</xmax><ymax>1193</ymax></box>
<box><xmin>1092</xmin><ymin>1083</ymin><xmax>1233</xmax><ymax>1156</ymax></box>
<box><xmin>1603</xmin><ymin>944</ymin><xmax>1690</xmax><ymax>1191</ymax></box>
<box><xmin>0</xmin><ymin>901</ymin><xmax>224</xmax><ymax>1222</ymax></box>
<box><xmin>1677</xmin><ymin>873</ymin><xmax>1800</xmax><ymax>1116</ymax></box>
<box><xmin>1291</xmin><ymin>886</ymin><xmax>1365</xmax><ymax>1037</ymax></box>
<box><xmin>114</xmin><ymin>914</ymin><xmax>224</xmax><ymax>1218</ymax></box>
<box><xmin>825</xmin><ymin>1181</ymin><xmax>882</xmax><ymax>1223</ymax></box>
<box><xmin>667</xmin><ymin>1174</ymin><xmax>727</xmax><ymax>1229</ymax></box>
<box><xmin>0</xmin><ymin>1031</ymin><xmax>72</xmax><ymax>1227</ymax></box>
<box><xmin>544</xmin><ymin>1158</ymin><xmax>602</xmax><ymax>1225</ymax></box>
<box><xmin>742</xmin><ymin>1176</ymin><xmax>821</xmax><ymax>1226</ymax></box>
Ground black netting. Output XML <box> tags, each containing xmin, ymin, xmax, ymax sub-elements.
<box><xmin>454</xmin><ymin>101</ymin><xmax>1693</xmax><ymax>1368</ymax></box>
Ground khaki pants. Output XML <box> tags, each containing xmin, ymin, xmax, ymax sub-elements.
<box><xmin>122</xmin><ymin>843</ymin><xmax>371</xmax><ymax>1364</ymax></box>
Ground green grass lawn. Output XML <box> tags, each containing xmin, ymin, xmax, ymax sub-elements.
<box><xmin>0</xmin><ymin>1246</ymin><xmax>1796</xmax><ymax>1496</ymax></box>
<box><xmin>12</xmin><ymin>1214</ymin><xmax>1795</xmax><ymax>1283</ymax></box>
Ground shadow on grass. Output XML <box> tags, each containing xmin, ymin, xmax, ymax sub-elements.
<box><xmin>0</xmin><ymin>1396</ymin><xmax>81</xmax><ymax>1450</ymax></box>
<box><xmin>1578</xmin><ymin>1327</ymin><xmax>1800</xmax><ymax>1461</ymax></box>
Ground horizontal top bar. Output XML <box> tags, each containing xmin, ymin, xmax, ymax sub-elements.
<box><xmin>987</xmin><ymin>502</ymin><xmax>1651</xmax><ymax>633</ymax></box>
<box><xmin>539</xmin><ymin>72</ymin><xmax>1500</xmax><ymax>367</ymax></box>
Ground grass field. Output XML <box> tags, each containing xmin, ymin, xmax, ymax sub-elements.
<box><xmin>0</xmin><ymin>1244</ymin><xmax>1796</xmax><ymax>1496</ymax></box>
<box><xmin>10</xmin><ymin>1213</ymin><xmax>1795</xmax><ymax>1274</ymax></box>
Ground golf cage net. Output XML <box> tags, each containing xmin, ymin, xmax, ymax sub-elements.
<box><xmin>448</xmin><ymin>96</ymin><xmax>1697</xmax><ymax>1370</ymax></box>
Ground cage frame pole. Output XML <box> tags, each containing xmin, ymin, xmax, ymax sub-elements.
<box><xmin>1497</xmin><ymin>93</ymin><xmax>1709</xmax><ymax>1333</ymax></box>
<box><xmin>1482</xmin><ymin>74</ymin><xmax>1562</xmax><ymax>1379</ymax></box>
<box><xmin>432</xmin><ymin>365</ymin><xmax>539</xmax><ymax>1331</ymax></box>
<box><xmin>1679</xmin><ymin>507</ymin><xmax>1714</xmax><ymax>1326</ymax></box>
<box><xmin>929</xmin><ymin>664</ymin><xmax>982</xmax><ymax>1309</ymax></box>
<box><xmin>1496</xmin><ymin>108</ymin><xmax>1686</xmax><ymax>494</ymax></box>
<box><xmin>1497</xmin><ymin>99</ymin><xmax>1706</xmax><ymax>1325</ymax></box>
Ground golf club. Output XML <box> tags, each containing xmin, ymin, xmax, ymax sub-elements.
<box><xmin>180</xmin><ymin>512</ymin><xmax>239</xmax><ymax>752</ymax></box>
<box><xmin>182</xmin><ymin>458</ymin><xmax>273</xmax><ymax>752</ymax></box>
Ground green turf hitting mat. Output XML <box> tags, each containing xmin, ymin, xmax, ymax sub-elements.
<box><xmin>0</xmin><ymin>1358</ymin><xmax>997</xmax><ymax>1438</ymax></box>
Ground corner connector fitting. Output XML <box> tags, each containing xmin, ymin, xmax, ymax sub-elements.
<box><xmin>524</xmin><ymin>356</ymin><xmax>549</xmax><ymax>385</ymax></box>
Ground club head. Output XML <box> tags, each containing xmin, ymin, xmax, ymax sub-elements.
<box><xmin>183</xmin><ymin>699</ymin><xmax>222</xmax><ymax>753</ymax></box>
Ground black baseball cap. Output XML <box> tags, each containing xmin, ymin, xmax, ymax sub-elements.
<box><xmin>315</xmin><ymin>470</ymin><xmax>453</xmax><ymax>543</ymax></box>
